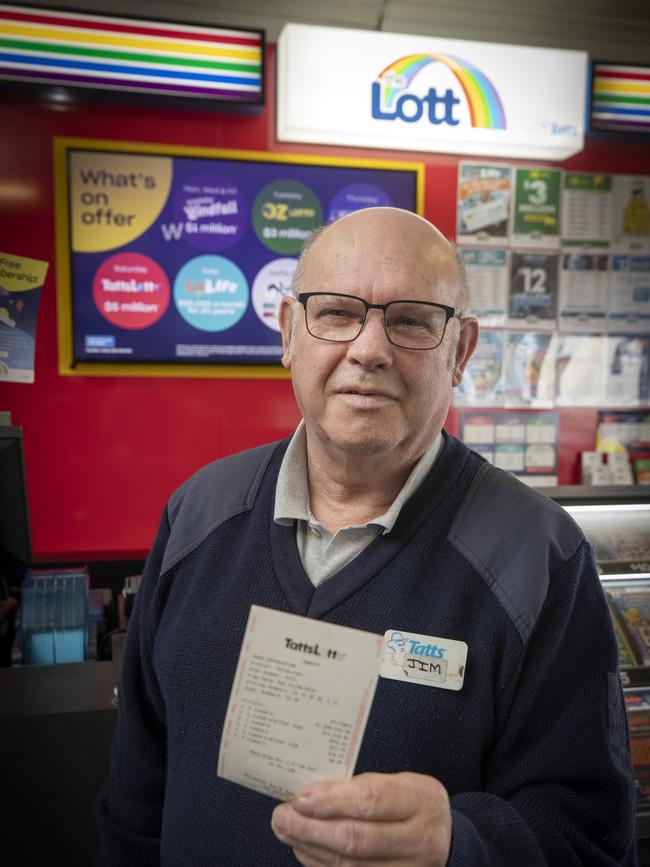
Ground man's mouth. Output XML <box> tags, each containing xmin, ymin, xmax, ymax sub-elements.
<box><xmin>336</xmin><ymin>387</ymin><xmax>396</xmax><ymax>401</ymax></box>
<box><xmin>340</xmin><ymin>387</ymin><xmax>390</xmax><ymax>395</ymax></box>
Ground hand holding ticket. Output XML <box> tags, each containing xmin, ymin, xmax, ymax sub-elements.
<box><xmin>218</xmin><ymin>606</ymin><xmax>384</xmax><ymax>801</ymax></box>
<box><xmin>271</xmin><ymin>771</ymin><xmax>453</xmax><ymax>867</ymax></box>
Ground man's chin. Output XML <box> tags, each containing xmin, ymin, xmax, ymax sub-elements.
<box><xmin>323</xmin><ymin>426</ymin><xmax>402</xmax><ymax>458</ymax></box>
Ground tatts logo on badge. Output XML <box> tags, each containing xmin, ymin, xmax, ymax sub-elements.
<box><xmin>381</xmin><ymin>629</ymin><xmax>468</xmax><ymax>691</ymax></box>
<box><xmin>371</xmin><ymin>54</ymin><xmax>506</xmax><ymax>130</ymax></box>
<box><xmin>386</xmin><ymin>631</ymin><xmax>446</xmax><ymax>658</ymax></box>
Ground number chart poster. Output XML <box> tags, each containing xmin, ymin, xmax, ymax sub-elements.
<box><xmin>54</xmin><ymin>139</ymin><xmax>422</xmax><ymax>377</ymax></box>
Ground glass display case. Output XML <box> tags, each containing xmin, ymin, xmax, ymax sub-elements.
<box><xmin>547</xmin><ymin>485</ymin><xmax>650</xmax><ymax>837</ymax></box>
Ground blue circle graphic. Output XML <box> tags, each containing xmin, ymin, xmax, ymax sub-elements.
<box><xmin>174</xmin><ymin>255</ymin><xmax>249</xmax><ymax>332</ymax></box>
<box><xmin>327</xmin><ymin>183</ymin><xmax>393</xmax><ymax>223</ymax></box>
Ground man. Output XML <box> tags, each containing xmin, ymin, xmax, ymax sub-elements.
<box><xmin>97</xmin><ymin>208</ymin><xmax>636</xmax><ymax>866</ymax></box>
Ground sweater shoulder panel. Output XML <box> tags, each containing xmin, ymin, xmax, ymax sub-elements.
<box><xmin>448</xmin><ymin>462</ymin><xmax>585</xmax><ymax>644</ymax></box>
<box><xmin>162</xmin><ymin>440</ymin><xmax>283</xmax><ymax>575</ymax></box>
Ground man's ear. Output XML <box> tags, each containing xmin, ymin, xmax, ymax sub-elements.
<box><xmin>452</xmin><ymin>317</ymin><xmax>479</xmax><ymax>387</ymax></box>
<box><xmin>278</xmin><ymin>296</ymin><xmax>295</xmax><ymax>369</ymax></box>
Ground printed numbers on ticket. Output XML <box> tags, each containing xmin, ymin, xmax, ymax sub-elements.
<box><xmin>218</xmin><ymin>606</ymin><xmax>383</xmax><ymax>801</ymax></box>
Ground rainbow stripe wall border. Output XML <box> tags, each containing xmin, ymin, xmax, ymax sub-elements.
<box><xmin>591</xmin><ymin>62</ymin><xmax>650</xmax><ymax>134</ymax></box>
<box><xmin>0</xmin><ymin>3</ymin><xmax>264</xmax><ymax>105</ymax></box>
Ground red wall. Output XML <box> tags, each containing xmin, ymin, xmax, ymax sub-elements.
<box><xmin>1</xmin><ymin>46</ymin><xmax>649</xmax><ymax>560</ymax></box>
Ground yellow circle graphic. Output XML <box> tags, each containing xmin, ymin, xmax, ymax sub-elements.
<box><xmin>70</xmin><ymin>151</ymin><xmax>173</xmax><ymax>252</ymax></box>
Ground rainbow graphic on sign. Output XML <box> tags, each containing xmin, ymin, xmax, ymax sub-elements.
<box><xmin>377</xmin><ymin>53</ymin><xmax>506</xmax><ymax>129</ymax></box>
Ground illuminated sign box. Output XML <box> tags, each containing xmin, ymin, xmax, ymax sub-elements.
<box><xmin>0</xmin><ymin>3</ymin><xmax>264</xmax><ymax>106</ymax></box>
<box><xmin>590</xmin><ymin>62</ymin><xmax>650</xmax><ymax>134</ymax></box>
<box><xmin>277</xmin><ymin>23</ymin><xmax>587</xmax><ymax>160</ymax></box>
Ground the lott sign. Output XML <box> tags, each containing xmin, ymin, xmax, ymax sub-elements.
<box><xmin>371</xmin><ymin>53</ymin><xmax>506</xmax><ymax>131</ymax></box>
<box><xmin>277</xmin><ymin>24</ymin><xmax>587</xmax><ymax>160</ymax></box>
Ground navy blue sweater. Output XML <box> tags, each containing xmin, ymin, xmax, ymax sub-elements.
<box><xmin>97</xmin><ymin>433</ymin><xmax>637</xmax><ymax>865</ymax></box>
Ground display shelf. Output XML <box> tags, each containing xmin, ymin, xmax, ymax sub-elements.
<box><xmin>546</xmin><ymin>486</ymin><xmax>650</xmax><ymax>833</ymax></box>
<box><xmin>544</xmin><ymin>485</ymin><xmax>650</xmax><ymax>506</ymax></box>
<box><xmin>546</xmin><ymin>486</ymin><xmax>650</xmax><ymax>579</ymax></box>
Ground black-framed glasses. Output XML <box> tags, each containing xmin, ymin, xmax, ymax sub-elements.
<box><xmin>297</xmin><ymin>292</ymin><xmax>462</xmax><ymax>350</ymax></box>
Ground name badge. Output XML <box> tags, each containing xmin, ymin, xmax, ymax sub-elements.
<box><xmin>380</xmin><ymin>629</ymin><xmax>467</xmax><ymax>691</ymax></box>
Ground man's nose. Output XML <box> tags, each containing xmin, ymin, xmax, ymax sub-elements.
<box><xmin>346</xmin><ymin>308</ymin><xmax>393</xmax><ymax>368</ymax></box>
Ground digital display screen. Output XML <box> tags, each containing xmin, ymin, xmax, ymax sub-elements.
<box><xmin>59</xmin><ymin>142</ymin><xmax>420</xmax><ymax>369</ymax></box>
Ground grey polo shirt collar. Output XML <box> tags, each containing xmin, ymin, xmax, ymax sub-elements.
<box><xmin>274</xmin><ymin>421</ymin><xmax>443</xmax><ymax>585</ymax></box>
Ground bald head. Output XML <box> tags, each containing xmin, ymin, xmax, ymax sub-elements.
<box><xmin>291</xmin><ymin>207</ymin><xmax>471</xmax><ymax>315</ymax></box>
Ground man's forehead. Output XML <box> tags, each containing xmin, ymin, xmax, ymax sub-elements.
<box><xmin>311</xmin><ymin>210</ymin><xmax>452</xmax><ymax>260</ymax></box>
<box><xmin>302</xmin><ymin>209</ymin><xmax>459</xmax><ymax>292</ymax></box>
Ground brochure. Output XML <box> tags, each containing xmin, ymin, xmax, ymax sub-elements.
<box><xmin>608</xmin><ymin>255</ymin><xmax>650</xmax><ymax>333</ymax></box>
<box><xmin>459</xmin><ymin>248</ymin><xmax>508</xmax><ymax>326</ymax></box>
<box><xmin>556</xmin><ymin>335</ymin><xmax>607</xmax><ymax>407</ymax></box>
<box><xmin>561</xmin><ymin>172</ymin><xmax>613</xmax><ymax>248</ymax></box>
<box><xmin>605</xmin><ymin>335</ymin><xmax>650</xmax><ymax>407</ymax></box>
<box><xmin>502</xmin><ymin>332</ymin><xmax>558</xmax><ymax>408</ymax></box>
<box><xmin>0</xmin><ymin>251</ymin><xmax>49</xmax><ymax>383</ymax></box>
<box><xmin>611</xmin><ymin>175</ymin><xmax>650</xmax><ymax>254</ymax></box>
<box><xmin>508</xmin><ymin>251</ymin><xmax>559</xmax><ymax>329</ymax></box>
<box><xmin>456</xmin><ymin>162</ymin><xmax>511</xmax><ymax>246</ymax></box>
<box><xmin>608</xmin><ymin>590</ymin><xmax>650</xmax><ymax>666</ymax></box>
<box><xmin>511</xmin><ymin>167</ymin><xmax>562</xmax><ymax>249</ymax></box>
<box><xmin>454</xmin><ymin>330</ymin><xmax>504</xmax><ymax>406</ymax></box>
<box><xmin>558</xmin><ymin>252</ymin><xmax>609</xmax><ymax>332</ymax></box>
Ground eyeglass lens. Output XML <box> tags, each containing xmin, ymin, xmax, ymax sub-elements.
<box><xmin>305</xmin><ymin>294</ymin><xmax>449</xmax><ymax>349</ymax></box>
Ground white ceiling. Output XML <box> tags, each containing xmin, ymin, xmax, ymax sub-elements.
<box><xmin>9</xmin><ymin>0</ymin><xmax>650</xmax><ymax>62</ymax></box>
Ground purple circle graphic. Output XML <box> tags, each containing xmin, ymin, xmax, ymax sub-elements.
<box><xmin>327</xmin><ymin>183</ymin><xmax>394</xmax><ymax>223</ymax></box>
<box><xmin>173</xmin><ymin>173</ymin><xmax>247</xmax><ymax>251</ymax></box>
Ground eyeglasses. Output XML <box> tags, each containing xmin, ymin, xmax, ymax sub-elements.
<box><xmin>297</xmin><ymin>292</ymin><xmax>462</xmax><ymax>350</ymax></box>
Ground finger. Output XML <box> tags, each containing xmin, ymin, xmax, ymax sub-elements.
<box><xmin>272</xmin><ymin>806</ymin><xmax>420</xmax><ymax>860</ymax></box>
<box><xmin>286</xmin><ymin>834</ymin><xmax>373</xmax><ymax>867</ymax></box>
<box><xmin>292</xmin><ymin>845</ymin><xmax>328</xmax><ymax>867</ymax></box>
<box><xmin>291</xmin><ymin>839</ymin><xmax>430</xmax><ymax>867</ymax></box>
<box><xmin>293</xmin><ymin>772</ymin><xmax>445</xmax><ymax>822</ymax></box>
